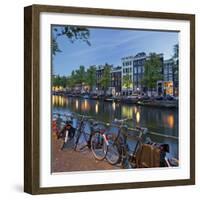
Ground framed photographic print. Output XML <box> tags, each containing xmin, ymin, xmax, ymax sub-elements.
<box><xmin>24</xmin><ymin>4</ymin><xmax>195</xmax><ymax>194</ymax></box>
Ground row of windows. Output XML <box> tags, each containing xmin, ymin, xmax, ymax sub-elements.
<box><xmin>133</xmin><ymin>59</ymin><xmax>145</xmax><ymax>66</ymax></box>
<box><xmin>123</xmin><ymin>61</ymin><xmax>132</xmax><ymax>66</ymax></box>
<box><xmin>122</xmin><ymin>66</ymin><xmax>145</xmax><ymax>74</ymax></box>
<box><xmin>133</xmin><ymin>75</ymin><xmax>143</xmax><ymax>81</ymax></box>
<box><xmin>164</xmin><ymin>68</ymin><xmax>173</xmax><ymax>74</ymax></box>
<box><xmin>122</xmin><ymin>59</ymin><xmax>146</xmax><ymax>67</ymax></box>
<box><xmin>112</xmin><ymin>77</ymin><xmax>121</xmax><ymax>80</ymax></box>
<box><xmin>111</xmin><ymin>74</ymin><xmax>121</xmax><ymax>77</ymax></box>
<box><xmin>123</xmin><ymin>67</ymin><xmax>132</xmax><ymax>73</ymax></box>
<box><xmin>134</xmin><ymin>66</ymin><xmax>144</xmax><ymax>74</ymax></box>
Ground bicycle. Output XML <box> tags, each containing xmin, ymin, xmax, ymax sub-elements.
<box><xmin>90</xmin><ymin>118</ymin><xmax>129</xmax><ymax>164</ymax></box>
<box><xmin>53</xmin><ymin>112</ymin><xmax>76</xmax><ymax>149</ymax></box>
<box><xmin>125</xmin><ymin>127</ymin><xmax>148</xmax><ymax>168</ymax></box>
<box><xmin>121</xmin><ymin>127</ymin><xmax>175</xmax><ymax>169</ymax></box>
<box><xmin>73</xmin><ymin>114</ymin><xmax>101</xmax><ymax>152</ymax></box>
<box><xmin>96</xmin><ymin>125</ymin><xmax>147</xmax><ymax>168</ymax></box>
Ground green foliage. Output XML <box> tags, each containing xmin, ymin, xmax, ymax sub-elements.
<box><xmin>123</xmin><ymin>74</ymin><xmax>133</xmax><ymax>89</ymax></box>
<box><xmin>74</xmin><ymin>65</ymin><xmax>86</xmax><ymax>84</ymax></box>
<box><xmin>99</xmin><ymin>64</ymin><xmax>112</xmax><ymax>92</ymax></box>
<box><xmin>52</xmin><ymin>38</ymin><xmax>62</xmax><ymax>56</ymax></box>
<box><xmin>53</xmin><ymin>65</ymin><xmax>97</xmax><ymax>91</ymax></box>
<box><xmin>52</xmin><ymin>26</ymin><xmax>91</xmax><ymax>55</ymax></box>
<box><xmin>52</xmin><ymin>75</ymin><xmax>67</xmax><ymax>88</ymax></box>
<box><xmin>172</xmin><ymin>44</ymin><xmax>179</xmax><ymax>81</ymax></box>
<box><xmin>86</xmin><ymin>66</ymin><xmax>97</xmax><ymax>88</ymax></box>
<box><xmin>142</xmin><ymin>53</ymin><xmax>162</xmax><ymax>90</ymax></box>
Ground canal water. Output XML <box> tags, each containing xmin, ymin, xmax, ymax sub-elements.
<box><xmin>52</xmin><ymin>95</ymin><xmax>179</xmax><ymax>159</ymax></box>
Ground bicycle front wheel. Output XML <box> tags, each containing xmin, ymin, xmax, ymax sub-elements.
<box><xmin>90</xmin><ymin>132</ymin><xmax>107</xmax><ymax>160</ymax></box>
<box><xmin>106</xmin><ymin>142</ymin><xmax>121</xmax><ymax>165</ymax></box>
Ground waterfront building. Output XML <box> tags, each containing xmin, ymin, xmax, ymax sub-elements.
<box><xmin>96</xmin><ymin>65</ymin><xmax>105</xmax><ymax>92</ymax></box>
<box><xmin>96</xmin><ymin>64</ymin><xmax>113</xmax><ymax>94</ymax></box>
<box><xmin>132</xmin><ymin>52</ymin><xmax>147</xmax><ymax>92</ymax></box>
<box><xmin>121</xmin><ymin>52</ymin><xmax>164</xmax><ymax>95</ymax></box>
<box><xmin>157</xmin><ymin>58</ymin><xmax>178</xmax><ymax>96</ymax></box>
<box><xmin>121</xmin><ymin>55</ymin><xmax>134</xmax><ymax>95</ymax></box>
<box><xmin>110</xmin><ymin>66</ymin><xmax>122</xmax><ymax>96</ymax></box>
<box><xmin>164</xmin><ymin>59</ymin><xmax>173</xmax><ymax>82</ymax></box>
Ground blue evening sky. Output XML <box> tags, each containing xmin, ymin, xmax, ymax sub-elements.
<box><xmin>52</xmin><ymin>26</ymin><xmax>178</xmax><ymax>76</ymax></box>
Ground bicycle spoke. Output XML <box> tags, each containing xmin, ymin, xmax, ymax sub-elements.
<box><xmin>106</xmin><ymin>143</ymin><xmax>121</xmax><ymax>165</ymax></box>
<box><xmin>91</xmin><ymin>132</ymin><xmax>107</xmax><ymax>160</ymax></box>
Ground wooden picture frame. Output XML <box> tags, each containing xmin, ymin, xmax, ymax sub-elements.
<box><xmin>24</xmin><ymin>4</ymin><xmax>195</xmax><ymax>194</ymax></box>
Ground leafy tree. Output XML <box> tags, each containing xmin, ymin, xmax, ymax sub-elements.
<box><xmin>99</xmin><ymin>64</ymin><xmax>112</xmax><ymax>94</ymax></box>
<box><xmin>52</xmin><ymin>75</ymin><xmax>60</xmax><ymax>87</ymax></box>
<box><xmin>86</xmin><ymin>66</ymin><xmax>97</xmax><ymax>91</ymax></box>
<box><xmin>52</xmin><ymin>38</ymin><xmax>62</xmax><ymax>56</ymax></box>
<box><xmin>75</xmin><ymin>65</ymin><xmax>86</xmax><ymax>84</ymax></box>
<box><xmin>52</xmin><ymin>75</ymin><xmax>67</xmax><ymax>88</ymax></box>
<box><xmin>142</xmin><ymin>53</ymin><xmax>162</xmax><ymax>94</ymax></box>
<box><xmin>123</xmin><ymin>74</ymin><xmax>133</xmax><ymax>95</ymax></box>
<box><xmin>52</xmin><ymin>26</ymin><xmax>91</xmax><ymax>55</ymax></box>
<box><xmin>65</xmin><ymin>76</ymin><xmax>75</xmax><ymax>90</ymax></box>
<box><xmin>171</xmin><ymin>44</ymin><xmax>179</xmax><ymax>96</ymax></box>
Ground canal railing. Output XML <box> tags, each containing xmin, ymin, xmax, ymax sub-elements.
<box><xmin>53</xmin><ymin>112</ymin><xmax>178</xmax><ymax>141</ymax></box>
<box><xmin>97</xmin><ymin>121</ymin><xmax>178</xmax><ymax>141</ymax></box>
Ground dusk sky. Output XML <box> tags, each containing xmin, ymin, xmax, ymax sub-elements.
<box><xmin>52</xmin><ymin>26</ymin><xmax>178</xmax><ymax>76</ymax></box>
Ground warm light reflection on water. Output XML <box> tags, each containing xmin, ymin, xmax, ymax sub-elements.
<box><xmin>75</xmin><ymin>100</ymin><xmax>79</xmax><ymax>110</ymax></box>
<box><xmin>136</xmin><ymin>111</ymin><xmax>140</xmax><ymax>124</ymax></box>
<box><xmin>52</xmin><ymin>95</ymin><xmax>66</xmax><ymax>106</ymax></box>
<box><xmin>52</xmin><ymin>95</ymin><xmax>177</xmax><ymax>135</ymax></box>
<box><xmin>163</xmin><ymin>114</ymin><xmax>174</xmax><ymax>129</ymax></box>
<box><xmin>81</xmin><ymin>99</ymin><xmax>90</xmax><ymax>111</ymax></box>
<box><xmin>95</xmin><ymin>102</ymin><xmax>99</xmax><ymax>114</ymax></box>
<box><xmin>167</xmin><ymin>114</ymin><xmax>174</xmax><ymax>128</ymax></box>
<box><xmin>122</xmin><ymin>106</ymin><xmax>133</xmax><ymax>119</ymax></box>
<box><xmin>52</xmin><ymin>95</ymin><xmax>178</xmax><ymax>159</ymax></box>
<box><xmin>134</xmin><ymin>106</ymin><xmax>137</xmax><ymax>114</ymax></box>
<box><xmin>112</xmin><ymin>102</ymin><xmax>116</xmax><ymax>111</ymax></box>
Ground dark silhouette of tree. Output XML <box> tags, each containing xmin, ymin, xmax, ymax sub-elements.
<box><xmin>52</xmin><ymin>26</ymin><xmax>91</xmax><ymax>55</ymax></box>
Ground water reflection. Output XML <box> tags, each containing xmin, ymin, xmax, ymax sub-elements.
<box><xmin>134</xmin><ymin>107</ymin><xmax>137</xmax><ymax>114</ymax></box>
<box><xmin>52</xmin><ymin>95</ymin><xmax>177</xmax><ymax>137</ymax></box>
<box><xmin>122</xmin><ymin>106</ymin><xmax>133</xmax><ymax>119</ymax></box>
<box><xmin>112</xmin><ymin>102</ymin><xmax>116</xmax><ymax>111</ymax></box>
<box><xmin>52</xmin><ymin>95</ymin><xmax>66</xmax><ymax>106</ymax></box>
<box><xmin>167</xmin><ymin>115</ymin><xmax>174</xmax><ymax>129</ymax></box>
<box><xmin>81</xmin><ymin>99</ymin><xmax>90</xmax><ymax>111</ymax></box>
<box><xmin>52</xmin><ymin>95</ymin><xmax>178</xmax><ymax>158</ymax></box>
<box><xmin>136</xmin><ymin>111</ymin><xmax>140</xmax><ymax>124</ymax></box>
<box><xmin>75</xmin><ymin>100</ymin><xmax>79</xmax><ymax>110</ymax></box>
<box><xmin>95</xmin><ymin>102</ymin><xmax>99</xmax><ymax>114</ymax></box>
